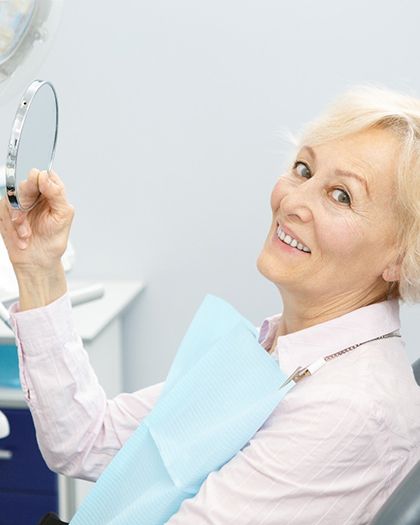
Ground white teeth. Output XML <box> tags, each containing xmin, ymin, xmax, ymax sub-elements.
<box><xmin>276</xmin><ymin>226</ymin><xmax>311</xmax><ymax>253</ymax></box>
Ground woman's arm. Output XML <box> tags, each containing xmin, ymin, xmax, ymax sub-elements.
<box><xmin>10</xmin><ymin>290</ymin><xmax>164</xmax><ymax>481</ymax></box>
<box><xmin>0</xmin><ymin>170</ymin><xmax>164</xmax><ymax>481</ymax></box>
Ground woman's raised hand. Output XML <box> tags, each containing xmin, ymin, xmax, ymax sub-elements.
<box><xmin>0</xmin><ymin>168</ymin><xmax>74</xmax><ymax>310</ymax></box>
<box><xmin>0</xmin><ymin>169</ymin><xmax>74</xmax><ymax>273</ymax></box>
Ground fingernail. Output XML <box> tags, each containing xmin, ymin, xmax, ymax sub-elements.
<box><xmin>17</xmin><ymin>224</ymin><xmax>29</xmax><ymax>238</ymax></box>
<box><xmin>18</xmin><ymin>239</ymin><xmax>28</xmax><ymax>249</ymax></box>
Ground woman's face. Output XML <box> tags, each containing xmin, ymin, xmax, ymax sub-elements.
<box><xmin>257</xmin><ymin>127</ymin><xmax>401</xmax><ymax>302</ymax></box>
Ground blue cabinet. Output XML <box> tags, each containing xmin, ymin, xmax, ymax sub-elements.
<box><xmin>0</xmin><ymin>492</ymin><xmax>57</xmax><ymax>525</ymax></box>
<box><xmin>0</xmin><ymin>407</ymin><xmax>58</xmax><ymax>525</ymax></box>
<box><xmin>0</xmin><ymin>345</ymin><xmax>20</xmax><ymax>389</ymax></box>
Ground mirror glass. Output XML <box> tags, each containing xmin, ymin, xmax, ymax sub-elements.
<box><xmin>6</xmin><ymin>80</ymin><xmax>58</xmax><ymax>211</ymax></box>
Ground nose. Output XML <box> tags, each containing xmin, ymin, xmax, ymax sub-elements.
<box><xmin>280</xmin><ymin>180</ymin><xmax>315</xmax><ymax>225</ymax></box>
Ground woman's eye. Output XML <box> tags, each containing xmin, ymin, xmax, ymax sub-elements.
<box><xmin>292</xmin><ymin>161</ymin><xmax>352</xmax><ymax>206</ymax></box>
<box><xmin>293</xmin><ymin>161</ymin><xmax>311</xmax><ymax>178</ymax></box>
<box><xmin>331</xmin><ymin>188</ymin><xmax>351</xmax><ymax>205</ymax></box>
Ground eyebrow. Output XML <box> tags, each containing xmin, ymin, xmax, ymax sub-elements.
<box><xmin>301</xmin><ymin>145</ymin><xmax>370</xmax><ymax>198</ymax></box>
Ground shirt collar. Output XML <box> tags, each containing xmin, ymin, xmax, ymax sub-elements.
<box><xmin>258</xmin><ymin>298</ymin><xmax>401</xmax><ymax>376</ymax></box>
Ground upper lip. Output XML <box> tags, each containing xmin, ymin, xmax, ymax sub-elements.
<box><xmin>276</xmin><ymin>221</ymin><xmax>310</xmax><ymax>250</ymax></box>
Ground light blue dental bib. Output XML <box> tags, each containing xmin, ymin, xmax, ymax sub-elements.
<box><xmin>70</xmin><ymin>295</ymin><xmax>295</xmax><ymax>525</ymax></box>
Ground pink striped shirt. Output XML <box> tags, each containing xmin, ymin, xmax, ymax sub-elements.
<box><xmin>9</xmin><ymin>293</ymin><xmax>420</xmax><ymax>524</ymax></box>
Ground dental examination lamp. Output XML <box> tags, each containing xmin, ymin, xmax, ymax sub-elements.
<box><xmin>0</xmin><ymin>0</ymin><xmax>64</xmax><ymax>104</ymax></box>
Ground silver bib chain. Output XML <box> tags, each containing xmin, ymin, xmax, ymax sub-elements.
<box><xmin>281</xmin><ymin>330</ymin><xmax>402</xmax><ymax>387</ymax></box>
<box><xmin>323</xmin><ymin>330</ymin><xmax>401</xmax><ymax>362</ymax></box>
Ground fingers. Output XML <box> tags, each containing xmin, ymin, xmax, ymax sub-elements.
<box><xmin>15</xmin><ymin>169</ymin><xmax>69</xmax><ymax>214</ymax></box>
<box><xmin>46</xmin><ymin>169</ymin><xmax>65</xmax><ymax>188</ymax></box>
<box><xmin>18</xmin><ymin>168</ymin><xmax>42</xmax><ymax>209</ymax></box>
<box><xmin>15</xmin><ymin>220</ymin><xmax>31</xmax><ymax>239</ymax></box>
<box><xmin>0</xmin><ymin>169</ymin><xmax>73</xmax><ymax>253</ymax></box>
<box><xmin>37</xmin><ymin>170</ymin><xmax>72</xmax><ymax>215</ymax></box>
<box><xmin>0</xmin><ymin>197</ymin><xmax>30</xmax><ymax>250</ymax></box>
<box><xmin>7</xmin><ymin>204</ymin><xmax>31</xmax><ymax>244</ymax></box>
<box><xmin>16</xmin><ymin>168</ymin><xmax>66</xmax><ymax>212</ymax></box>
<box><xmin>11</xmin><ymin>222</ymin><xmax>30</xmax><ymax>249</ymax></box>
<box><xmin>9</xmin><ymin>208</ymin><xmax>25</xmax><ymax>223</ymax></box>
<box><xmin>7</xmin><ymin>169</ymin><xmax>32</xmax><ymax>232</ymax></box>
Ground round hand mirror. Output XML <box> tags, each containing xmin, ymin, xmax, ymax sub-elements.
<box><xmin>5</xmin><ymin>79</ymin><xmax>58</xmax><ymax>211</ymax></box>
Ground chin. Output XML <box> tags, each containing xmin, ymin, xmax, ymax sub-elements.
<box><xmin>256</xmin><ymin>250</ymin><xmax>281</xmax><ymax>283</ymax></box>
<box><xmin>257</xmin><ymin>244</ymin><xmax>301</xmax><ymax>288</ymax></box>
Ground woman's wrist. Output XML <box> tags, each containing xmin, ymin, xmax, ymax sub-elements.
<box><xmin>14</xmin><ymin>262</ymin><xmax>68</xmax><ymax>311</ymax></box>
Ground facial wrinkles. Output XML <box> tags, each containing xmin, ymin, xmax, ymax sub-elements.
<box><xmin>279</xmin><ymin>156</ymin><xmax>374</xmax><ymax>258</ymax></box>
<box><xmin>283</xmin><ymin>160</ymin><xmax>363</xmax><ymax>225</ymax></box>
<box><xmin>294</xmin><ymin>149</ymin><xmax>375</xmax><ymax>217</ymax></box>
<box><xmin>275</xmin><ymin>140</ymin><xmax>395</xmax><ymax>257</ymax></box>
<box><xmin>340</xmin><ymin>158</ymin><xmax>395</xmax><ymax>246</ymax></box>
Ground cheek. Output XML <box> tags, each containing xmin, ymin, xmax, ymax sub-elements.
<box><xmin>320</xmin><ymin>216</ymin><xmax>365</xmax><ymax>257</ymax></box>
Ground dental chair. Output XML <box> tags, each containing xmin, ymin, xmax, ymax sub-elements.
<box><xmin>370</xmin><ymin>357</ymin><xmax>420</xmax><ymax>525</ymax></box>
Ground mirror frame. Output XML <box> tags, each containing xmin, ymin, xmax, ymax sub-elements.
<box><xmin>6</xmin><ymin>79</ymin><xmax>58</xmax><ymax>211</ymax></box>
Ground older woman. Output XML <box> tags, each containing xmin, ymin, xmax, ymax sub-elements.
<box><xmin>0</xmin><ymin>85</ymin><xmax>419</xmax><ymax>525</ymax></box>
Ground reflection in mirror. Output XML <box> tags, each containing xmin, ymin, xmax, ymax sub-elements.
<box><xmin>6</xmin><ymin>79</ymin><xmax>58</xmax><ymax>211</ymax></box>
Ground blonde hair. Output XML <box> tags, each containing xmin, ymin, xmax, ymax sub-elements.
<box><xmin>285</xmin><ymin>84</ymin><xmax>420</xmax><ymax>305</ymax></box>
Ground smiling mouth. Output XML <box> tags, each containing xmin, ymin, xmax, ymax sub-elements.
<box><xmin>275</xmin><ymin>223</ymin><xmax>311</xmax><ymax>253</ymax></box>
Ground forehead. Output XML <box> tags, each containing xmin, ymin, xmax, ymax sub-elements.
<box><xmin>302</xmin><ymin>127</ymin><xmax>401</xmax><ymax>195</ymax></box>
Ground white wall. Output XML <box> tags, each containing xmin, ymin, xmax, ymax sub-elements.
<box><xmin>1</xmin><ymin>0</ymin><xmax>419</xmax><ymax>390</ymax></box>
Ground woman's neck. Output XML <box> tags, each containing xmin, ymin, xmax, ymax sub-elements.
<box><xmin>272</xmin><ymin>285</ymin><xmax>389</xmax><ymax>342</ymax></box>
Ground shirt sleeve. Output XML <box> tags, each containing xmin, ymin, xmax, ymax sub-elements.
<box><xmin>166</xmin><ymin>384</ymin><xmax>385</xmax><ymax>525</ymax></box>
<box><xmin>9</xmin><ymin>291</ymin><xmax>164</xmax><ymax>482</ymax></box>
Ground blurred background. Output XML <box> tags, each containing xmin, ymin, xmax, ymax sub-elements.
<box><xmin>0</xmin><ymin>0</ymin><xmax>419</xmax><ymax>392</ymax></box>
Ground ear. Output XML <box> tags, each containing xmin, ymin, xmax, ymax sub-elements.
<box><xmin>382</xmin><ymin>264</ymin><xmax>401</xmax><ymax>283</ymax></box>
